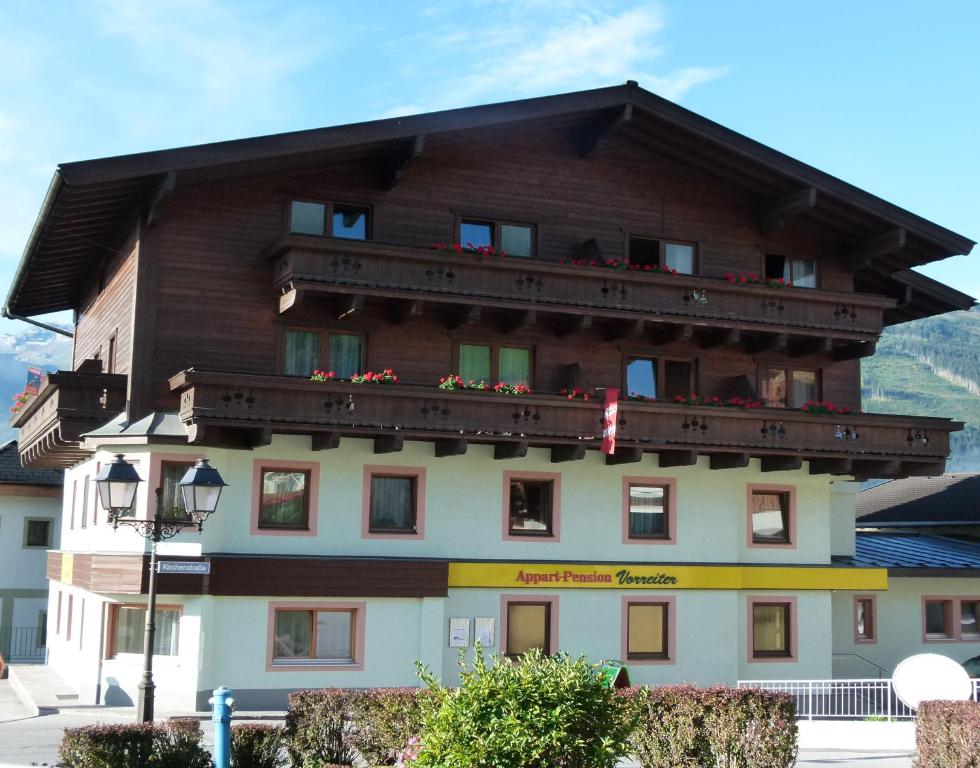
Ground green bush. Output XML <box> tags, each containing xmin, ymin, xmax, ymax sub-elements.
<box><xmin>231</xmin><ymin>723</ymin><xmax>287</xmax><ymax>768</ymax></box>
<box><xmin>915</xmin><ymin>700</ymin><xmax>980</xmax><ymax>768</ymax></box>
<box><xmin>347</xmin><ymin>688</ymin><xmax>426</xmax><ymax>766</ymax></box>
<box><xmin>284</xmin><ymin>688</ymin><xmax>359</xmax><ymax>767</ymax></box>
<box><xmin>626</xmin><ymin>686</ymin><xmax>797</xmax><ymax>768</ymax></box>
<box><xmin>58</xmin><ymin>720</ymin><xmax>211</xmax><ymax>768</ymax></box>
<box><xmin>412</xmin><ymin>647</ymin><xmax>635</xmax><ymax>768</ymax></box>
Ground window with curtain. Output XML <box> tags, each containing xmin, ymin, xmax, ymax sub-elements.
<box><xmin>273</xmin><ymin>609</ymin><xmax>354</xmax><ymax>663</ymax></box>
<box><xmin>457</xmin><ymin>344</ymin><xmax>530</xmax><ymax>386</ymax></box>
<box><xmin>498</xmin><ymin>347</ymin><xmax>530</xmax><ymax>385</ymax></box>
<box><xmin>760</xmin><ymin>368</ymin><xmax>787</xmax><ymax>408</ymax></box>
<box><xmin>790</xmin><ymin>370</ymin><xmax>819</xmax><ymax>406</ymax></box>
<box><xmin>856</xmin><ymin>598</ymin><xmax>875</xmax><ymax>641</ymax></box>
<box><xmin>752</xmin><ymin>602</ymin><xmax>791</xmax><ymax>657</ymax></box>
<box><xmin>960</xmin><ymin>601</ymin><xmax>980</xmax><ymax>639</ymax></box>
<box><xmin>509</xmin><ymin>479</ymin><xmax>553</xmax><ymax>535</ymax></box>
<box><xmin>459</xmin><ymin>344</ymin><xmax>492</xmax><ymax>383</ymax></box>
<box><xmin>751</xmin><ymin>491</ymin><xmax>790</xmax><ymax>544</ymax></box>
<box><xmin>259</xmin><ymin>470</ymin><xmax>310</xmax><ymax>529</ymax></box>
<box><xmin>765</xmin><ymin>254</ymin><xmax>816</xmax><ymax>288</ymax></box>
<box><xmin>500</xmin><ymin>224</ymin><xmax>533</xmax><ymax>258</ymax></box>
<box><xmin>285</xmin><ymin>331</ymin><xmax>321</xmax><ymax>376</ymax></box>
<box><xmin>369</xmin><ymin>475</ymin><xmax>416</xmax><ymax>533</ymax></box>
<box><xmin>506</xmin><ymin>602</ymin><xmax>549</xmax><ymax>657</ymax></box>
<box><xmin>328</xmin><ymin>334</ymin><xmax>363</xmax><ymax>379</ymax></box>
<box><xmin>113</xmin><ymin>606</ymin><xmax>180</xmax><ymax>656</ymax></box>
<box><xmin>161</xmin><ymin>461</ymin><xmax>194</xmax><ymax>520</ymax></box>
<box><xmin>627</xmin><ymin>485</ymin><xmax>668</xmax><ymax>539</ymax></box>
<box><xmin>627</xmin><ymin>602</ymin><xmax>668</xmax><ymax>660</ymax></box>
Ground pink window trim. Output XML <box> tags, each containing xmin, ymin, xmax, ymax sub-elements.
<box><xmin>499</xmin><ymin>594</ymin><xmax>559</xmax><ymax>656</ymax></box>
<box><xmin>265</xmin><ymin>601</ymin><xmax>366</xmax><ymax>672</ymax></box>
<box><xmin>746</xmin><ymin>596</ymin><xmax>798</xmax><ymax>663</ymax></box>
<box><xmin>921</xmin><ymin>595</ymin><xmax>980</xmax><ymax>643</ymax></box>
<box><xmin>853</xmin><ymin>594</ymin><xmax>877</xmax><ymax>644</ymax></box>
<box><xmin>621</xmin><ymin>476</ymin><xmax>677</xmax><ymax>545</ymax></box>
<box><xmin>250</xmin><ymin>459</ymin><xmax>320</xmax><ymax>537</ymax></box>
<box><xmin>745</xmin><ymin>484</ymin><xmax>797</xmax><ymax>550</ymax></box>
<box><xmin>361</xmin><ymin>465</ymin><xmax>427</xmax><ymax>540</ymax></box>
<box><xmin>620</xmin><ymin>595</ymin><xmax>676</xmax><ymax>665</ymax></box>
<box><xmin>502</xmin><ymin>471</ymin><xmax>562</xmax><ymax>542</ymax></box>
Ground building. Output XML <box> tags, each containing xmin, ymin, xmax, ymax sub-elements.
<box><xmin>4</xmin><ymin>82</ymin><xmax>975</xmax><ymax>711</ymax></box>
<box><xmin>0</xmin><ymin>441</ymin><xmax>62</xmax><ymax>668</ymax></box>
<box><xmin>831</xmin><ymin>475</ymin><xmax>980</xmax><ymax>677</ymax></box>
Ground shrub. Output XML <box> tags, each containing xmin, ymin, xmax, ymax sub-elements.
<box><xmin>58</xmin><ymin>720</ymin><xmax>210</xmax><ymax>768</ymax></box>
<box><xmin>232</xmin><ymin>723</ymin><xmax>287</xmax><ymax>768</ymax></box>
<box><xmin>347</xmin><ymin>688</ymin><xmax>427</xmax><ymax>766</ymax></box>
<box><xmin>412</xmin><ymin>647</ymin><xmax>635</xmax><ymax>768</ymax></box>
<box><xmin>284</xmin><ymin>688</ymin><xmax>359</xmax><ymax>767</ymax></box>
<box><xmin>626</xmin><ymin>686</ymin><xmax>797</xmax><ymax>768</ymax></box>
<box><xmin>915</xmin><ymin>700</ymin><xmax>980</xmax><ymax>768</ymax></box>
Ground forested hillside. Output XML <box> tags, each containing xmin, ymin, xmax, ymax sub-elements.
<box><xmin>862</xmin><ymin>307</ymin><xmax>980</xmax><ymax>472</ymax></box>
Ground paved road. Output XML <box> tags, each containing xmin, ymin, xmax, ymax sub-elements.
<box><xmin>0</xmin><ymin>679</ymin><xmax>914</xmax><ymax>768</ymax></box>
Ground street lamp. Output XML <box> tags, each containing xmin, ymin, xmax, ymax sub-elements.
<box><xmin>94</xmin><ymin>455</ymin><xmax>227</xmax><ymax>722</ymax></box>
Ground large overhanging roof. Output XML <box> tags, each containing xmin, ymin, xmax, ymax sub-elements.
<box><xmin>4</xmin><ymin>81</ymin><xmax>975</xmax><ymax>319</ymax></box>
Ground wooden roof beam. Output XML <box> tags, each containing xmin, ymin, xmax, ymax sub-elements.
<box><xmin>374</xmin><ymin>434</ymin><xmax>404</xmax><ymax>454</ymax></box>
<box><xmin>494</xmin><ymin>440</ymin><xmax>528</xmax><ymax>460</ymax></box>
<box><xmin>383</xmin><ymin>134</ymin><xmax>425</xmax><ymax>190</ymax></box>
<box><xmin>657</xmin><ymin>449</ymin><xmax>697</xmax><ymax>468</ymax></box>
<box><xmin>833</xmin><ymin>340</ymin><xmax>876</xmax><ymax>361</ymax></box>
<box><xmin>845</xmin><ymin>228</ymin><xmax>907</xmax><ymax>272</ymax></box>
<box><xmin>789</xmin><ymin>336</ymin><xmax>833</xmax><ymax>358</ymax></box>
<box><xmin>435</xmin><ymin>438</ymin><xmax>468</xmax><ymax>457</ymax></box>
<box><xmin>551</xmin><ymin>444</ymin><xmax>587</xmax><ymax>463</ymax></box>
<box><xmin>500</xmin><ymin>309</ymin><xmax>537</xmax><ymax>334</ymax></box>
<box><xmin>758</xmin><ymin>187</ymin><xmax>817</xmax><ymax>234</ymax></box>
<box><xmin>852</xmin><ymin>459</ymin><xmax>901</xmax><ymax>480</ymax></box>
<box><xmin>745</xmin><ymin>332</ymin><xmax>788</xmax><ymax>354</ymax></box>
<box><xmin>146</xmin><ymin>171</ymin><xmax>177</xmax><ymax>226</ymax></box>
<box><xmin>311</xmin><ymin>432</ymin><xmax>340</xmax><ymax>450</ymax></box>
<box><xmin>554</xmin><ymin>314</ymin><xmax>592</xmax><ymax>338</ymax></box>
<box><xmin>709</xmin><ymin>452</ymin><xmax>750</xmax><ymax>470</ymax></box>
<box><xmin>651</xmin><ymin>323</ymin><xmax>693</xmax><ymax>346</ymax></box>
<box><xmin>808</xmin><ymin>458</ymin><xmax>853</xmax><ymax>475</ymax></box>
<box><xmin>605</xmin><ymin>446</ymin><xmax>643</xmax><ymax>465</ymax></box>
<box><xmin>761</xmin><ymin>456</ymin><xmax>803</xmax><ymax>473</ymax></box>
<box><xmin>443</xmin><ymin>304</ymin><xmax>482</xmax><ymax>330</ymax></box>
<box><xmin>700</xmin><ymin>327</ymin><xmax>740</xmax><ymax>350</ymax></box>
<box><xmin>580</xmin><ymin>104</ymin><xmax>633</xmax><ymax>158</ymax></box>
<box><xmin>605</xmin><ymin>318</ymin><xmax>645</xmax><ymax>342</ymax></box>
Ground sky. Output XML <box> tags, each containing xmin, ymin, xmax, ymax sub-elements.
<box><xmin>0</xmin><ymin>0</ymin><xmax>978</xmax><ymax>338</ymax></box>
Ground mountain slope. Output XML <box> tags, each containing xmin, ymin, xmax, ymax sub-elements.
<box><xmin>862</xmin><ymin>308</ymin><xmax>980</xmax><ymax>472</ymax></box>
<box><xmin>0</xmin><ymin>326</ymin><xmax>73</xmax><ymax>444</ymax></box>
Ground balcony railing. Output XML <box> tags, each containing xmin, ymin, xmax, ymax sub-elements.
<box><xmin>267</xmin><ymin>237</ymin><xmax>895</xmax><ymax>345</ymax></box>
<box><xmin>170</xmin><ymin>370</ymin><xmax>957</xmax><ymax>477</ymax></box>
<box><xmin>10</xmin><ymin>371</ymin><xmax>128</xmax><ymax>468</ymax></box>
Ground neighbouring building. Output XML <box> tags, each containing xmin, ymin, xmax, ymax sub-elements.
<box><xmin>3</xmin><ymin>81</ymin><xmax>976</xmax><ymax>711</ymax></box>
<box><xmin>0</xmin><ymin>441</ymin><xmax>62</xmax><ymax>667</ymax></box>
<box><xmin>830</xmin><ymin>475</ymin><xmax>980</xmax><ymax>677</ymax></box>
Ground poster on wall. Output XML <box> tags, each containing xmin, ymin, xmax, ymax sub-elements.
<box><xmin>474</xmin><ymin>617</ymin><xmax>495</xmax><ymax>648</ymax></box>
<box><xmin>448</xmin><ymin>618</ymin><xmax>470</xmax><ymax>648</ymax></box>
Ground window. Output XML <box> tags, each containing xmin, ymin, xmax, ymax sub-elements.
<box><xmin>924</xmin><ymin>599</ymin><xmax>953</xmax><ymax>639</ymax></box>
<box><xmin>750</xmin><ymin>599</ymin><xmax>794</xmax><ymax>660</ymax></box>
<box><xmin>160</xmin><ymin>461</ymin><xmax>194</xmax><ymax>520</ymax></box>
<box><xmin>80</xmin><ymin>476</ymin><xmax>89</xmax><ymax>528</ymax></box>
<box><xmin>960</xmin><ymin>600</ymin><xmax>980</xmax><ymax>640</ymax></box>
<box><xmin>110</xmin><ymin>605</ymin><xmax>180</xmax><ymax>656</ymax></box>
<box><xmin>289</xmin><ymin>200</ymin><xmax>370</xmax><ymax>240</ymax></box>
<box><xmin>624</xmin><ymin>599</ymin><xmax>673</xmax><ymax>662</ymax></box>
<box><xmin>921</xmin><ymin>597</ymin><xmax>980</xmax><ymax>642</ymax></box>
<box><xmin>283</xmin><ymin>329</ymin><xmax>363</xmax><ymax>378</ymax></box>
<box><xmin>457</xmin><ymin>343</ymin><xmax>531</xmax><ymax>386</ymax></box>
<box><xmin>24</xmin><ymin>518</ymin><xmax>52</xmax><ymax>548</ymax></box>
<box><xmin>268</xmin><ymin>603</ymin><xmax>364</xmax><ymax>669</ymax></box>
<box><xmin>459</xmin><ymin>218</ymin><xmax>535</xmax><ymax>258</ymax></box>
<box><xmin>502</xmin><ymin>597</ymin><xmax>556</xmax><ymax>657</ymax></box>
<box><xmin>622</xmin><ymin>478</ymin><xmax>675</xmax><ymax>543</ymax></box>
<box><xmin>765</xmin><ymin>254</ymin><xmax>816</xmax><ymax>288</ymax></box>
<box><xmin>625</xmin><ymin>357</ymin><xmax>694</xmax><ymax>400</ymax></box>
<box><xmin>362</xmin><ymin>466</ymin><xmax>426</xmax><ymax>538</ymax></box>
<box><xmin>627</xmin><ymin>237</ymin><xmax>697</xmax><ymax>274</ymax></box>
<box><xmin>258</xmin><ymin>469</ymin><xmax>311</xmax><ymax>530</ymax></box>
<box><xmin>37</xmin><ymin>611</ymin><xmax>47</xmax><ymax>648</ymax></box>
<box><xmin>251</xmin><ymin>460</ymin><xmax>319</xmax><ymax>536</ymax></box>
<box><xmin>854</xmin><ymin>596</ymin><xmax>876</xmax><ymax>642</ymax></box>
<box><xmin>748</xmin><ymin>486</ymin><xmax>795</xmax><ymax>547</ymax></box>
<box><xmin>759</xmin><ymin>367</ymin><xmax>819</xmax><ymax>408</ymax></box>
<box><xmin>504</xmin><ymin>473</ymin><xmax>560</xmax><ymax>540</ymax></box>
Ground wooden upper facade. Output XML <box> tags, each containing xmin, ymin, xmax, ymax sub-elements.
<box><xmin>5</xmin><ymin>82</ymin><xmax>974</xmax><ymax>476</ymax></box>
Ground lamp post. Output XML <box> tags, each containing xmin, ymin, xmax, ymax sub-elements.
<box><xmin>94</xmin><ymin>455</ymin><xmax>227</xmax><ymax>722</ymax></box>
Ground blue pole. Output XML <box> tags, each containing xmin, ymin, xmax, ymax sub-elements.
<box><xmin>210</xmin><ymin>686</ymin><xmax>234</xmax><ymax>768</ymax></box>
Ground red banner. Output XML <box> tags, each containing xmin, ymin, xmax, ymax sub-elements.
<box><xmin>601</xmin><ymin>387</ymin><xmax>619</xmax><ymax>455</ymax></box>
<box><xmin>25</xmin><ymin>367</ymin><xmax>42</xmax><ymax>396</ymax></box>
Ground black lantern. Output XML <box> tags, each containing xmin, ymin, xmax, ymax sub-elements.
<box><xmin>177</xmin><ymin>458</ymin><xmax>228</xmax><ymax>522</ymax></box>
<box><xmin>94</xmin><ymin>454</ymin><xmax>142</xmax><ymax>519</ymax></box>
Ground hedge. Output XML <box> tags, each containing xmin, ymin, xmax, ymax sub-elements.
<box><xmin>624</xmin><ymin>685</ymin><xmax>798</xmax><ymax>768</ymax></box>
<box><xmin>231</xmin><ymin>723</ymin><xmax>287</xmax><ymax>768</ymax></box>
<box><xmin>59</xmin><ymin>719</ymin><xmax>211</xmax><ymax>768</ymax></box>
<box><xmin>915</xmin><ymin>700</ymin><xmax>980</xmax><ymax>768</ymax></box>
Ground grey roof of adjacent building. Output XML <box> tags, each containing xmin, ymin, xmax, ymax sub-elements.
<box><xmin>856</xmin><ymin>474</ymin><xmax>980</xmax><ymax>526</ymax></box>
<box><xmin>0</xmin><ymin>440</ymin><xmax>64</xmax><ymax>486</ymax></box>
<box><xmin>854</xmin><ymin>532</ymin><xmax>980</xmax><ymax>572</ymax></box>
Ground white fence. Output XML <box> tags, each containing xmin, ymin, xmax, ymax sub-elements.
<box><xmin>738</xmin><ymin>678</ymin><xmax>980</xmax><ymax>721</ymax></box>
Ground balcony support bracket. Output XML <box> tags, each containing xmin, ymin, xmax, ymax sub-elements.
<box><xmin>551</xmin><ymin>444</ymin><xmax>587</xmax><ymax>463</ymax></box>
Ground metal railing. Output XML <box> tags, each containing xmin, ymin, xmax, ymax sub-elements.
<box><xmin>0</xmin><ymin>626</ymin><xmax>46</xmax><ymax>663</ymax></box>
<box><xmin>739</xmin><ymin>678</ymin><xmax>980</xmax><ymax>721</ymax></box>
<box><xmin>832</xmin><ymin>652</ymin><xmax>888</xmax><ymax>679</ymax></box>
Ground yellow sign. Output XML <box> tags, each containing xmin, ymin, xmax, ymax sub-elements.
<box><xmin>60</xmin><ymin>552</ymin><xmax>74</xmax><ymax>585</ymax></box>
<box><xmin>448</xmin><ymin>562</ymin><xmax>887</xmax><ymax>591</ymax></box>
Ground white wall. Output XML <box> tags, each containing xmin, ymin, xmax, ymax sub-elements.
<box><xmin>0</xmin><ymin>490</ymin><xmax>61</xmax><ymax>592</ymax></box>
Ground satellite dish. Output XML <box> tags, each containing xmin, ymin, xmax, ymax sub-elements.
<box><xmin>892</xmin><ymin>653</ymin><xmax>973</xmax><ymax>710</ymax></box>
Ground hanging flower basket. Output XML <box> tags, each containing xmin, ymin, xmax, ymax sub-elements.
<box><xmin>309</xmin><ymin>370</ymin><xmax>337</xmax><ymax>382</ymax></box>
<box><xmin>350</xmin><ymin>369</ymin><xmax>399</xmax><ymax>384</ymax></box>
<box><xmin>493</xmin><ymin>382</ymin><xmax>532</xmax><ymax>395</ymax></box>
<box><xmin>438</xmin><ymin>375</ymin><xmax>490</xmax><ymax>392</ymax></box>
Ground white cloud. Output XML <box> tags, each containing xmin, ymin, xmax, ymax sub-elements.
<box><xmin>0</xmin><ymin>328</ymin><xmax>73</xmax><ymax>368</ymax></box>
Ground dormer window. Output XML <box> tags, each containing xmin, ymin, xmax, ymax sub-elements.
<box><xmin>627</xmin><ymin>237</ymin><xmax>696</xmax><ymax>274</ymax></box>
<box><xmin>765</xmin><ymin>254</ymin><xmax>815</xmax><ymax>288</ymax></box>
<box><xmin>289</xmin><ymin>200</ymin><xmax>370</xmax><ymax>240</ymax></box>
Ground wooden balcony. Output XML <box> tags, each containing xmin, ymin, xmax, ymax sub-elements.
<box><xmin>11</xmin><ymin>372</ymin><xmax>128</xmax><ymax>468</ymax></box>
<box><xmin>267</xmin><ymin>237</ymin><xmax>895</xmax><ymax>353</ymax></box>
<box><xmin>170</xmin><ymin>370</ymin><xmax>958</xmax><ymax>479</ymax></box>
